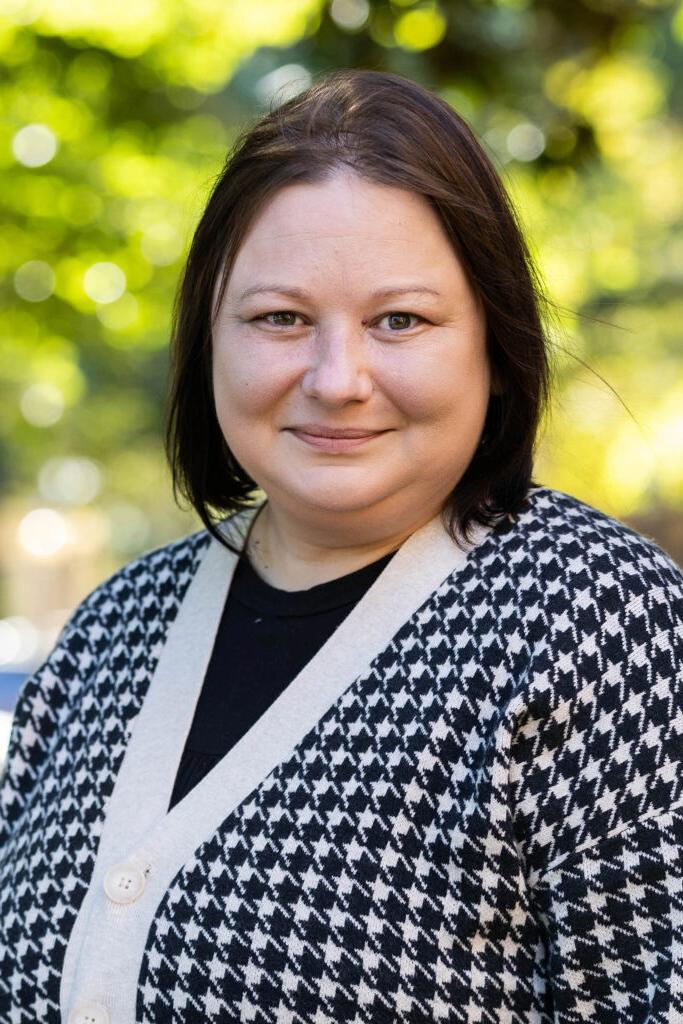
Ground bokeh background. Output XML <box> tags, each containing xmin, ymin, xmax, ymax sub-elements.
<box><xmin>1</xmin><ymin>0</ymin><xmax>682</xmax><ymax>765</ymax></box>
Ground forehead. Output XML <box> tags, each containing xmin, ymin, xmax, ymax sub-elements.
<box><xmin>235</xmin><ymin>172</ymin><xmax>443</xmax><ymax>252</ymax></box>
<box><xmin>217</xmin><ymin>173</ymin><xmax>472</xmax><ymax>308</ymax></box>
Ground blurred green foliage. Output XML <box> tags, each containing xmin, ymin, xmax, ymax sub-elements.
<box><xmin>1</xmin><ymin>0</ymin><xmax>682</xmax><ymax>583</ymax></box>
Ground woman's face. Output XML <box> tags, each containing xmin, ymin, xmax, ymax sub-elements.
<box><xmin>211</xmin><ymin>170</ymin><xmax>492</xmax><ymax>532</ymax></box>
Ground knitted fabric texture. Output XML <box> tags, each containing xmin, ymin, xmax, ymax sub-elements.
<box><xmin>1</xmin><ymin>487</ymin><xmax>682</xmax><ymax>1023</ymax></box>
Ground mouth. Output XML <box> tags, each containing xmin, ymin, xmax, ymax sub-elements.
<box><xmin>286</xmin><ymin>424</ymin><xmax>389</xmax><ymax>438</ymax></box>
<box><xmin>286</xmin><ymin>428</ymin><xmax>389</xmax><ymax>452</ymax></box>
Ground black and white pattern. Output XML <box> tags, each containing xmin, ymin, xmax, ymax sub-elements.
<box><xmin>1</xmin><ymin>488</ymin><xmax>682</xmax><ymax>1023</ymax></box>
<box><xmin>0</xmin><ymin>530</ymin><xmax>210</xmax><ymax>1021</ymax></box>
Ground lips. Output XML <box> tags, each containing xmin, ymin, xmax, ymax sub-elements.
<box><xmin>287</xmin><ymin>428</ymin><xmax>387</xmax><ymax>451</ymax></box>
<box><xmin>286</xmin><ymin>425</ymin><xmax>387</xmax><ymax>438</ymax></box>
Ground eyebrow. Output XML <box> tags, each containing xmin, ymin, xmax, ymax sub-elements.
<box><xmin>236</xmin><ymin>283</ymin><xmax>443</xmax><ymax>302</ymax></box>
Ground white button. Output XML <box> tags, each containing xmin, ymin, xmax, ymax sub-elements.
<box><xmin>68</xmin><ymin>1001</ymin><xmax>110</xmax><ymax>1024</ymax></box>
<box><xmin>103</xmin><ymin>862</ymin><xmax>146</xmax><ymax>904</ymax></box>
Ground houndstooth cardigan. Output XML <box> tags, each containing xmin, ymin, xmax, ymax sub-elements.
<box><xmin>1</xmin><ymin>486</ymin><xmax>682</xmax><ymax>1024</ymax></box>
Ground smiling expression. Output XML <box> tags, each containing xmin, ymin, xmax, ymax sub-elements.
<box><xmin>211</xmin><ymin>169</ymin><xmax>492</xmax><ymax>534</ymax></box>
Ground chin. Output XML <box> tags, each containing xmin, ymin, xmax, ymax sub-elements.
<box><xmin>279</xmin><ymin>479</ymin><xmax>391</xmax><ymax>516</ymax></box>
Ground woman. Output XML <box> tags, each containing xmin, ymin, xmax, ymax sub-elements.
<box><xmin>1</xmin><ymin>69</ymin><xmax>681</xmax><ymax>1024</ymax></box>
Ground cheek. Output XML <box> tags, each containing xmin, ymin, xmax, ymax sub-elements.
<box><xmin>212</xmin><ymin>340</ymin><xmax>293</xmax><ymax>419</ymax></box>
<box><xmin>382</xmin><ymin>345</ymin><xmax>490</xmax><ymax>425</ymax></box>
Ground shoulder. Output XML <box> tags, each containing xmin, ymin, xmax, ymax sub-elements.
<box><xmin>494</xmin><ymin>486</ymin><xmax>682</xmax><ymax>688</ymax></box>
<box><xmin>59</xmin><ymin>525</ymin><xmax>214</xmax><ymax>642</ymax></box>
<box><xmin>100</xmin><ymin>524</ymin><xmax>213</xmax><ymax>595</ymax></box>
<box><xmin>492</xmin><ymin>485</ymin><xmax>682</xmax><ymax>608</ymax></box>
<box><xmin>16</xmin><ymin>525</ymin><xmax>216</xmax><ymax>709</ymax></box>
<box><xmin>0</xmin><ymin>525</ymin><xmax>216</xmax><ymax>837</ymax></box>
<box><xmin>57</xmin><ymin>503</ymin><xmax>261</xmax><ymax>644</ymax></box>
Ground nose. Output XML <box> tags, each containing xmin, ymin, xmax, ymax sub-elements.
<box><xmin>300</xmin><ymin>326</ymin><xmax>374</xmax><ymax>405</ymax></box>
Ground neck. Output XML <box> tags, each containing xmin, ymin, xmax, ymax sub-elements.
<box><xmin>245</xmin><ymin>499</ymin><xmax>443</xmax><ymax>592</ymax></box>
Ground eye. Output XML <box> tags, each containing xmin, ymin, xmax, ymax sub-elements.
<box><xmin>377</xmin><ymin>311</ymin><xmax>426</xmax><ymax>332</ymax></box>
<box><xmin>251</xmin><ymin>311</ymin><xmax>304</xmax><ymax>328</ymax></box>
<box><xmin>250</xmin><ymin>310</ymin><xmax>426</xmax><ymax>332</ymax></box>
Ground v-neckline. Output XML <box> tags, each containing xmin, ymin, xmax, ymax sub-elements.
<box><xmin>61</xmin><ymin>502</ymin><xmax>497</xmax><ymax>1020</ymax></box>
<box><xmin>103</xmin><ymin>504</ymin><xmax>495</xmax><ymax>858</ymax></box>
<box><xmin>101</xmin><ymin>499</ymin><xmax>497</xmax><ymax>860</ymax></box>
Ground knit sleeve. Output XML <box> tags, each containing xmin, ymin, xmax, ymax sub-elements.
<box><xmin>511</xmin><ymin>542</ymin><xmax>683</xmax><ymax>879</ymax></box>
<box><xmin>530</xmin><ymin>804</ymin><xmax>683</xmax><ymax>1022</ymax></box>
<box><xmin>506</xmin><ymin>519</ymin><xmax>683</xmax><ymax>1020</ymax></box>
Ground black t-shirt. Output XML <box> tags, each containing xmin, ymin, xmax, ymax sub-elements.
<box><xmin>167</xmin><ymin>545</ymin><xmax>399</xmax><ymax>810</ymax></box>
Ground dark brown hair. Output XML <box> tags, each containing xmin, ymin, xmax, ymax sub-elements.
<box><xmin>165</xmin><ymin>68</ymin><xmax>554</xmax><ymax>553</ymax></box>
